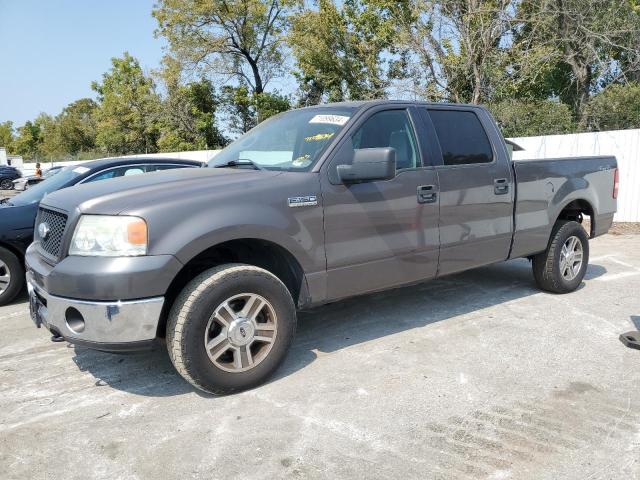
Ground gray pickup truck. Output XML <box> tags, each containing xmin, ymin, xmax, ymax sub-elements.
<box><xmin>26</xmin><ymin>101</ymin><xmax>618</xmax><ymax>394</ymax></box>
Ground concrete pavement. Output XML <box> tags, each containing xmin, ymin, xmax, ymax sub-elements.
<box><xmin>1</xmin><ymin>234</ymin><xmax>639</xmax><ymax>479</ymax></box>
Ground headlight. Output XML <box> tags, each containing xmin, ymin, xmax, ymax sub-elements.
<box><xmin>69</xmin><ymin>215</ymin><xmax>148</xmax><ymax>256</ymax></box>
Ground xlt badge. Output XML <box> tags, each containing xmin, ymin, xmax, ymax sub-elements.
<box><xmin>288</xmin><ymin>196</ymin><xmax>318</xmax><ymax>208</ymax></box>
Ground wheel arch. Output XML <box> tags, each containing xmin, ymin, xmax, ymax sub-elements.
<box><xmin>0</xmin><ymin>240</ymin><xmax>25</xmax><ymax>262</ymax></box>
<box><xmin>157</xmin><ymin>238</ymin><xmax>307</xmax><ymax>338</ymax></box>
<box><xmin>555</xmin><ymin>198</ymin><xmax>596</xmax><ymax>238</ymax></box>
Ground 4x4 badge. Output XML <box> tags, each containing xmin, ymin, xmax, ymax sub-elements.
<box><xmin>288</xmin><ymin>196</ymin><xmax>318</xmax><ymax>208</ymax></box>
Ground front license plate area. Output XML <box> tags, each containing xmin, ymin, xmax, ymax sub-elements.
<box><xmin>29</xmin><ymin>289</ymin><xmax>43</xmax><ymax>328</ymax></box>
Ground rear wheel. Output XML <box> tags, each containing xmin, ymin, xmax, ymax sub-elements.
<box><xmin>0</xmin><ymin>178</ymin><xmax>14</xmax><ymax>190</ymax></box>
<box><xmin>532</xmin><ymin>220</ymin><xmax>589</xmax><ymax>293</ymax></box>
<box><xmin>0</xmin><ymin>247</ymin><xmax>24</xmax><ymax>306</ymax></box>
<box><xmin>167</xmin><ymin>264</ymin><xmax>297</xmax><ymax>394</ymax></box>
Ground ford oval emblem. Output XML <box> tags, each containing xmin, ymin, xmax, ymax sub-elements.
<box><xmin>38</xmin><ymin>222</ymin><xmax>51</xmax><ymax>240</ymax></box>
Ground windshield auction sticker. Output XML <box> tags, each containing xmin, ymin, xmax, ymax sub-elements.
<box><xmin>309</xmin><ymin>114</ymin><xmax>350</xmax><ymax>126</ymax></box>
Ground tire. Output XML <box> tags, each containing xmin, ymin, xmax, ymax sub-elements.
<box><xmin>0</xmin><ymin>178</ymin><xmax>14</xmax><ymax>190</ymax></box>
<box><xmin>0</xmin><ymin>247</ymin><xmax>24</xmax><ymax>306</ymax></box>
<box><xmin>167</xmin><ymin>264</ymin><xmax>297</xmax><ymax>395</ymax></box>
<box><xmin>532</xmin><ymin>220</ymin><xmax>589</xmax><ymax>293</ymax></box>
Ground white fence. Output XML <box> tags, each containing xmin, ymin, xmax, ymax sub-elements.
<box><xmin>510</xmin><ymin>129</ymin><xmax>640</xmax><ymax>222</ymax></box>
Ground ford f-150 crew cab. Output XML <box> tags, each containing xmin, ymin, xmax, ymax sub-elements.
<box><xmin>25</xmin><ymin>101</ymin><xmax>618</xmax><ymax>394</ymax></box>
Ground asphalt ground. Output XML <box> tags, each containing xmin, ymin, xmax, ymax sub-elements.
<box><xmin>1</xmin><ymin>233</ymin><xmax>639</xmax><ymax>479</ymax></box>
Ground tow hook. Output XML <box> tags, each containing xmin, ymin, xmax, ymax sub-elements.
<box><xmin>50</xmin><ymin>329</ymin><xmax>65</xmax><ymax>343</ymax></box>
<box><xmin>619</xmin><ymin>331</ymin><xmax>640</xmax><ymax>350</ymax></box>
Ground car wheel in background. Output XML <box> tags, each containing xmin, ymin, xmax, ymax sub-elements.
<box><xmin>167</xmin><ymin>264</ymin><xmax>297</xmax><ymax>395</ymax></box>
<box><xmin>532</xmin><ymin>220</ymin><xmax>589</xmax><ymax>293</ymax></box>
<box><xmin>0</xmin><ymin>247</ymin><xmax>24</xmax><ymax>306</ymax></box>
<box><xmin>0</xmin><ymin>179</ymin><xmax>14</xmax><ymax>190</ymax></box>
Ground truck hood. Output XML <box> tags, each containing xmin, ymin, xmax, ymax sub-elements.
<box><xmin>40</xmin><ymin>167</ymin><xmax>282</xmax><ymax>215</ymax></box>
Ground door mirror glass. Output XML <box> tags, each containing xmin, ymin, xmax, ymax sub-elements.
<box><xmin>337</xmin><ymin>148</ymin><xmax>396</xmax><ymax>183</ymax></box>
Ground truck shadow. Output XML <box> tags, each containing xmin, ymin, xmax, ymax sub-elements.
<box><xmin>69</xmin><ymin>258</ymin><xmax>607</xmax><ymax>397</ymax></box>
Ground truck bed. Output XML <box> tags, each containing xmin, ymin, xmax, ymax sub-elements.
<box><xmin>510</xmin><ymin>156</ymin><xmax>617</xmax><ymax>259</ymax></box>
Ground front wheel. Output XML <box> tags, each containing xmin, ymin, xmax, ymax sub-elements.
<box><xmin>166</xmin><ymin>264</ymin><xmax>297</xmax><ymax>394</ymax></box>
<box><xmin>532</xmin><ymin>220</ymin><xmax>589</xmax><ymax>293</ymax></box>
<box><xmin>0</xmin><ymin>179</ymin><xmax>14</xmax><ymax>190</ymax></box>
<box><xmin>0</xmin><ymin>247</ymin><xmax>24</xmax><ymax>306</ymax></box>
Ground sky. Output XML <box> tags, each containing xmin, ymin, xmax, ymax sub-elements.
<box><xmin>0</xmin><ymin>0</ymin><xmax>165</xmax><ymax>126</ymax></box>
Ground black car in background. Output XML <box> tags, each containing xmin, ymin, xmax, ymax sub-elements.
<box><xmin>0</xmin><ymin>157</ymin><xmax>202</xmax><ymax>305</ymax></box>
<box><xmin>0</xmin><ymin>165</ymin><xmax>21</xmax><ymax>190</ymax></box>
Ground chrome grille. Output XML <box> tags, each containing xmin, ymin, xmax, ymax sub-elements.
<box><xmin>37</xmin><ymin>208</ymin><xmax>68</xmax><ymax>259</ymax></box>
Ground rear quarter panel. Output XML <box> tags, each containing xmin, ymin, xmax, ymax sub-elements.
<box><xmin>510</xmin><ymin>156</ymin><xmax>617</xmax><ymax>259</ymax></box>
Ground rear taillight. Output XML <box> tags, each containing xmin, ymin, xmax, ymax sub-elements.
<box><xmin>613</xmin><ymin>168</ymin><xmax>619</xmax><ymax>199</ymax></box>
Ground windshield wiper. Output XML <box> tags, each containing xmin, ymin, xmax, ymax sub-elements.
<box><xmin>214</xmin><ymin>159</ymin><xmax>264</xmax><ymax>171</ymax></box>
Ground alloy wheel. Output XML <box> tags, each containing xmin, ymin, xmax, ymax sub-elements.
<box><xmin>0</xmin><ymin>259</ymin><xmax>10</xmax><ymax>295</ymax></box>
<box><xmin>560</xmin><ymin>235</ymin><xmax>583</xmax><ymax>281</ymax></box>
<box><xmin>204</xmin><ymin>293</ymin><xmax>278</xmax><ymax>373</ymax></box>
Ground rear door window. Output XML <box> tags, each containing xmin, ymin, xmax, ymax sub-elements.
<box><xmin>427</xmin><ymin>110</ymin><xmax>493</xmax><ymax>166</ymax></box>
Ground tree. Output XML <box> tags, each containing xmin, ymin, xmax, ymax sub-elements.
<box><xmin>92</xmin><ymin>53</ymin><xmax>162</xmax><ymax>154</ymax></box>
<box><xmin>153</xmin><ymin>0</ymin><xmax>296</xmax><ymax>95</ymax></box>
<box><xmin>289</xmin><ymin>0</ymin><xmax>396</xmax><ymax>104</ymax></box>
<box><xmin>220</xmin><ymin>84</ymin><xmax>290</xmax><ymax>135</ymax></box>
<box><xmin>0</xmin><ymin>121</ymin><xmax>14</xmax><ymax>152</ymax></box>
<box><xmin>12</xmin><ymin>120</ymin><xmax>41</xmax><ymax>160</ymax></box>
<box><xmin>376</xmin><ymin>0</ymin><xmax>516</xmax><ymax>103</ymax></box>
<box><xmin>158</xmin><ymin>79</ymin><xmax>227</xmax><ymax>151</ymax></box>
<box><xmin>35</xmin><ymin>113</ymin><xmax>65</xmax><ymax>160</ymax></box>
<box><xmin>157</xmin><ymin>56</ymin><xmax>227</xmax><ymax>151</ymax></box>
<box><xmin>57</xmin><ymin>98</ymin><xmax>97</xmax><ymax>156</ymax></box>
<box><xmin>583</xmin><ymin>82</ymin><xmax>640</xmax><ymax>131</ymax></box>
<box><xmin>488</xmin><ymin>99</ymin><xmax>575</xmax><ymax>137</ymax></box>
<box><xmin>518</xmin><ymin>0</ymin><xmax>640</xmax><ymax>119</ymax></box>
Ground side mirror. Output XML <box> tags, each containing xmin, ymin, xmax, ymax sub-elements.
<box><xmin>337</xmin><ymin>148</ymin><xmax>396</xmax><ymax>183</ymax></box>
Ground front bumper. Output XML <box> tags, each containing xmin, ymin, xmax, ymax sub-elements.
<box><xmin>27</xmin><ymin>273</ymin><xmax>164</xmax><ymax>350</ymax></box>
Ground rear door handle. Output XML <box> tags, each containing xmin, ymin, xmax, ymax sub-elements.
<box><xmin>494</xmin><ymin>178</ymin><xmax>509</xmax><ymax>195</ymax></box>
<box><xmin>417</xmin><ymin>185</ymin><xmax>438</xmax><ymax>204</ymax></box>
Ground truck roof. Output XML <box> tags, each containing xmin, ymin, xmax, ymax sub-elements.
<box><xmin>299</xmin><ymin>99</ymin><xmax>485</xmax><ymax>111</ymax></box>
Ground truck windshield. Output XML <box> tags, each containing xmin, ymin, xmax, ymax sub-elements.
<box><xmin>9</xmin><ymin>167</ymin><xmax>83</xmax><ymax>206</ymax></box>
<box><xmin>208</xmin><ymin>107</ymin><xmax>355</xmax><ymax>171</ymax></box>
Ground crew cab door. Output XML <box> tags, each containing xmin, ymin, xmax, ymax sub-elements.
<box><xmin>421</xmin><ymin>107</ymin><xmax>514</xmax><ymax>276</ymax></box>
<box><xmin>320</xmin><ymin>106</ymin><xmax>440</xmax><ymax>301</ymax></box>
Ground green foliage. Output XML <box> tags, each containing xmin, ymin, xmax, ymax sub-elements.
<box><xmin>255</xmin><ymin>91</ymin><xmax>291</xmax><ymax>123</ymax></box>
<box><xmin>57</xmin><ymin>98</ymin><xmax>97</xmax><ymax>155</ymax></box>
<box><xmin>12</xmin><ymin>120</ymin><xmax>41</xmax><ymax>159</ymax></box>
<box><xmin>515</xmin><ymin>0</ymin><xmax>640</xmax><ymax>119</ymax></box>
<box><xmin>5</xmin><ymin>0</ymin><xmax>640</xmax><ymax>152</ymax></box>
<box><xmin>488</xmin><ymin>99</ymin><xmax>575</xmax><ymax>137</ymax></box>
<box><xmin>0</xmin><ymin>121</ymin><xmax>14</xmax><ymax>152</ymax></box>
<box><xmin>153</xmin><ymin>0</ymin><xmax>297</xmax><ymax>95</ymax></box>
<box><xmin>220</xmin><ymin>85</ymin><xmax>290</xmax><ymax>135</ymax></box>
<box><xmin>157</xmin><ymin>58</ymin><xmax>227</xmax><ymax>151</ymax></box>
<box><xmin>289</xmin><ymin>0</ymin><xmax>394</xmax><ymax>104</ymax></box>
<box><xmin>92</xmin><ymin>52</ymin><xmax>162</xmax><ymax>155</ymax></box>
<box><xmin>583</xmin><ymin>83</ymin><xmax>640</xmax><ymax>131</ymax></box>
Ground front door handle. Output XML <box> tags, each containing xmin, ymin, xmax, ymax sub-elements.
<box><xmin>494</xmin><ymin>178</ymin><xmax>509</xmax><ymax>195</ymax></box>
<box><xmin>417</xmin><ymin>185</ymin><xmax>438</xmax><ymax>204</ymax></box>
